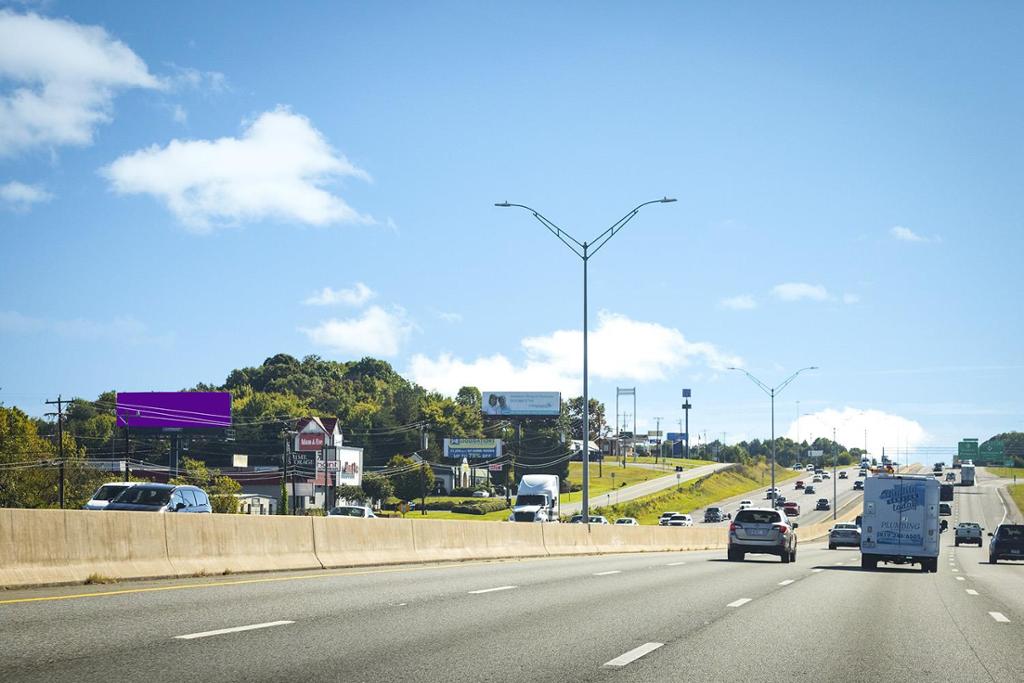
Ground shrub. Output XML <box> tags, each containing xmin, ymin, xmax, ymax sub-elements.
<box><xmin>451</xmin><ymin>499</ymin><xmax>508</xmax><ymax>515</ymax></box>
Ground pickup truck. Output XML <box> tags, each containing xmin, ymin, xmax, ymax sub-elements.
<box><xmin>955</xmin><ymin>522</ymin><xmax>984</xmax><ymax>547</ymax></box>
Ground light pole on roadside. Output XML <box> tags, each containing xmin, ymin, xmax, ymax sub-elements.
<box><xmin>728</xmin><ymin>366</ymin><xmax>818</xmax><ymax>508</ymax></box>
<box><xmin>495</xmin><ymin>197</ymin><xmax>677</xmax><ymax>518</ymax></box>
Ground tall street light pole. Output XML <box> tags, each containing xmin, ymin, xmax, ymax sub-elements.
<box><xmin>728</xmin><ymin>366</ymin><xmax>818</xmax><ymax>508</ymax></box>
<box><xmin>496</xmin><ymin>197</ymin><xmax>677</xmax><ymax>518</ymax></box>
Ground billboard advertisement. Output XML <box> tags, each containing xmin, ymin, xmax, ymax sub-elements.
<box><xmin>328</xmin><ymin>446</ymin><xmax>363</xmax><ymax>485</ymax></box>
<box><xmin>297</xmin><ymin>433</ymin><xmax>326</xmax><ymax>452</ymax></box>
<box><xmin>482</xmin><ymin>392</ymin><xmax>560</xmax><ymax>417</ymax></box>
<box><xmin>444</xmin><ymin>438</ymin><xmax>502</xmax><ymax>461</ymax></box>
<box><xmin>666</xmin><ymin>432</ymin><xmax>687</xmax><ymax>442</ymax></box>
<box><xmin>116</xmin><ymin>392</ymin><xmax>231</xmax><ymax>429</ymax></box>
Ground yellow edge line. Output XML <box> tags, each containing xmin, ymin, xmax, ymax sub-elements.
<box><xmin>0</xmin><ymin>558</ymin><xmax>549</xmax><ymax>606</ymax></box>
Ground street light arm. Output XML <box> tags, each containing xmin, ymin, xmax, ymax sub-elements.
<box><xmin>774</xmin><ymin>366</ymin><xmax>819</xmax><ymax>395</ymax></box>
<box><xmin>727</xmin><ymin>367</ymin><xmax>773</xmax><ymax>397</ymax></box>
<box><xmin>495</xmin><ymin>202</ymin><xmax>586</xmax><ymax>256</ymax></box>
<box><xmin>587</xmin><ymin>198</ymin><xmax>676</xmax><ymax>258</ymax></box>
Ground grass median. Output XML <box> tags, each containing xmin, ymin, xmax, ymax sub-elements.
<box><xmin>590</xmin><ymin>461</ymin><xmax>801</xmax><ymax>525</ymax></box>
<box><xmin>987</xmin><ymin>467</ymin><xmax>1024</xmax><ymax>481</ymax></box>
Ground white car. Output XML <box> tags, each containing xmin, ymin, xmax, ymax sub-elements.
<box><xmin>822</xmin><ymin>472</ymin><xmax>831</xmax><ymax>479</ymax></box>
<box><xmin>327</xmin><ymin>505</ymin><xmax>376</xmax><ymax>518</ymax></box>
<box><xmin>614</xmin><ymin>517</ymin><xmax>639</xmax><ymax>526</ymax></box>
<box><xmin>737</xmin><ymin>499</ymin><xmax>753</xmax><ymax>511</ymax></box>
<box><xmin>667</xmin><ymin>514</ymin><xmax>694</xmax><ymax>527</ymax></box>
<box><xmin>812</xmin><ymin>476</ymin><xmax>822</xmax><ymax>483</ymax></box>
<box><xmin>806</xmin><ymin>465</ymin><xmax>815</xmax><ymax>471</ymax></box>
<box><xmin>82</xmin><ymin>482</ymin><xmax>135</xmax><ymax>510</ymax></box>
<box><xmin>659</xmin><ymin>511</ymin><xmax>681</xmax><ymax>526</ymax></box>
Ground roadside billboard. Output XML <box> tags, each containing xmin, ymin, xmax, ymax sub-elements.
<box><xmin>328</xmin><ymin>446</ymin><xmax>363</xmax><ymax>485</ymax></box>
<box><xmin>482</xmin><ymin>392</ymin><xmax>561</xmax><ymax>417</ymax></box>
<box><xmin>444</xmin><ymin>438</ymin><xmax>502</xmax><ymax>461</ymax></box>
<box><xmin>297</xmin><ymin>433</ymin><xmax>326</xmax><ymax>452</ymax></box>
<box><xmin>666</xmin><ymin>432</ymin><xmax>687</xmax><ymax>442</ymax></box>
<box><xmin>116</xmin><ymin>391</ymin><xmax>231</xmax><ymax>429</ymax></box>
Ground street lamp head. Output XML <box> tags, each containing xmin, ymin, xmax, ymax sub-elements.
<box><xmin>494</xmin><ymin>202</ymin><xmax>511</xmax><ymax>207</ymax></box>
<box><xmin>659</xmin><ymin>197</ymin><xmax>677</xmax><ymax>203</ymax></box>
<box><xmin>809</xmin><ymin>366</ymin><xmax>820</xmax><ymax>370</ymax></box>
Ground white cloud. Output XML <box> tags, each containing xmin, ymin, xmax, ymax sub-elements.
<box><xmin>171</xmin><ymin>104</ymin><xmax>187</xmax><ymax>125</ymax></box>
<box><xmin>842</xmin><ymin>293</ymin><xmax>860</xmax><ymax>304</ymax></box>
<box><xmin>303</xmin><ymin>282</ymin><xmax>375</xmax><ymax>307</ymax></box>
<box><xmin>786</xmin><ymin>407</ymin><xmax>928</xmax><ymax>457</ymax></box>
<box><xmin>438</xmin><ymin>311</ymin><xmax>463</xmax><ymax>323</ymax></box>
<box><xmin>0</xmin><ymin>180</ymin><xmax>52</xmax><ymax>208</ymax></box>
<box><xmin>409</xmin><ymin>311</ymin><xmax>742</xmax><ymax>396</ymax></box>
<box><xmin>720</xmin><ymin>295</ymin><xmax>756</xmax><ymax>310</ymax></box>
<box><xmin>0</xmin><ymin>10</ymin><xmax>160</xmax><ymax>155</ymax></box>
<box><xmin>890</xmin><ymin>225</ymin><xmax>924</xmax><ymax>242</ymax></box>
<box><xmin>772</xmin><ymin>282</ymin><xmax>829</xmax><ymax>302</ymax></box>
<box><xmin>164</xmin><ymin>64</ymin><xmax>227</xmax><ymax>93</ymax></box>
<box><xmin>0</xmin><ymin>310</ymin><xmax>165</xmax><ymax>345</ymax></box>
<box><xmin>102</xmin><ymin>107</ymin><xmax>372</xmax><ymax>231</ymax></box>
<box><xmin>300</xmin><ymin>305</ymin><xmax>412</xmax><ymax>357</ymax></box>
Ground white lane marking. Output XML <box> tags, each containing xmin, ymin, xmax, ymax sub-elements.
<box><xmin>778</xmin><ymin>579</ymin><xmax>795</xmax><ymax>586</ymax></box>
<box><xmin>176</xmin><ymin>620</ymin><xmax>293</xmax><ymax>640</ymax></box>
<box><xmin>952</xmin><ymin>569</ymin><xmax>959</xmax><ymax>573</ymax></box>
<box><xmin>989</xmin><ymin>612</ymin><xmax>1010</xmax><ymax>623</ymax></box>
<box><xmin>594</xmin><ymin>570</ymin><xmax>622</xmax><ymax>576</ymax></box>
<box><xmin>666</xmin><ymin>561</ymin><xmax>686</xmax><ymax>566</ymax></box>
<box><xmin>956</xmin><ymin>577</ymin><xmax>966</xmax><ymax>581</ymax></box>
<box><xmin>468</xmin><ymin>585</ymin><xmax>517</xmax><ymax>594</ymax></box>
<box><xmin>604</xmin><ymin>642</ymin><xmax>664</xmax><ymax>667</ymax></box>
<box><xmin>727</xmin><ymin>598</ymin><xmax>752</xmax><ymax>607</ymax></box>
<box><xmin>834</xmin><ymin>561</ymin><xmax>844</xmax><ymax>565</ymax></box>
<box><xmin>812</xmin><ymin>568</ymin><xmax>824</xmax><ymax>573</ymax></box>
<box><xmin>966</xmin><ymin>589</ymin><xmax>979</xmax><ymax>596</ymax></box>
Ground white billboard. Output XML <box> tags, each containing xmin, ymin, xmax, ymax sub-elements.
<box><xmin>482</xmin><ymin>391</ymin><xmax>561</xmax><ymax>417</ymax></box>
<box><xmin>326</xmin><ymin>446</ymin><xmax>363</xmax><ymax>486</ymax></box>
<box><xmin>444</xmin><ymin>438</ymin><xmax>502</xmax><ymax>461</ymax></box>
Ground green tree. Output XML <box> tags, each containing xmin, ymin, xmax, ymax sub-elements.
<box><xmin>388</xmin><ymin>455</ymin><xmax>434</xmax><ymax>502</ymax></box>
<box><xmin>279</xmin><ymin>476</ymin><xmax>289</xmax><ymax>515</ymax></box>
<box><xmin>562</xmin><ymin>396</ymin><xmax>606</xmax><ymax>441</ymax></box>
<box><xmin>335</xmin><ymin>484</ymin><xmax>366</xmax><ymax>503</ymax></box>
<box><xmin>361</xmin><ymin>474</ymin><xmax>393</xmax><ymax>507</ymax></box>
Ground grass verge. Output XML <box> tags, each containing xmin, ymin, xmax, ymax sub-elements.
<box><xmin>987</xmin><ymin>467</ymin><xmax>1024</xmax><ymax>480</ymax></box>
<box><xmin>590</xmin><ymin>461</ymin><xmax>800</xmax><ymax>525</ymax></box>
<box><xmin>1007</xmin><ymin>484</ymin><xmax>1024</xmax><ymax>520</ymax></box>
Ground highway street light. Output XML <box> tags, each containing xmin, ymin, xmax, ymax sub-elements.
<box><xmin>495</xmin><ymin>197</ymin><xmax>676</xmax><ymax>518</ymax></box>
<box><xmin>727</xmin><ymin>366</ymin><xmax>818</xmax><ymax>509</ymax></box>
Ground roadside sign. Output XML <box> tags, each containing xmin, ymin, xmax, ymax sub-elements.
<box><xmin>976</xmin><ymin>440</ymin><xmax>1005</xmax><ymax>466</ymax></box>
<box><xmin>488</xmin><ymin>463</ymin><xmax>503</xmax><ymax>471</ymax></box>
<box><xmin>958</xmin><ymin>439</ymin><xmax>979</xmax><ymax>462</ymax></box>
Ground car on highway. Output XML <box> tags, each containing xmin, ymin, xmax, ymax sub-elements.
<box><xmin>614</xmin><ymin>517</ymin><xmax>639</xmax><ymax>526</ymax></box>
<box><xmin>570</xmin><ymin>515</ymin><xmax>610</xmax><ymax>524</ymax></box>
<box><xmin>704</xmin><ymin>507</ymin><xmax>729</xmax><ymax>523</ymax></box>
<box><xmin>82</xmin><ymin>481</ymin><xmax>135</xmax><ymax>510</ymax></box>
<box><xmin>667</xmin><ymin>514</ymin><xmax>694</xmax><ymax>527</ymax></box>
<box><xmin>806</xmin><ymin>464</ymin><xmax>815</xmax><ymax>471</ymax></box>
<box><xmin>328</xmin><ymin>505</ymin><xmax>376</xmax><ymax>518</ymax></box>
<box><xmin>782</xmin><ymin>501</ymin><xmax>800</xmax><ymax>517</ymax></box>
<box><xmin>812</xmin><ymin>475</ymin><xmax>822</xmax><ymax>483</ymax></box>
<box><xmin>659</xmin><ymin>511</ymin><xmax>681</xmax><ymax>526</ymax></box>
<box><xmin>804</xmin><ymin>485</ymin><xmax>816</xmax><ymax>495</ymax></box>
<box><xmin>858</xmin><ymin>469</ymin><xmax>868</xmax><ymax>477</ymax></box>
<box><xmin>988</xmin><ymin>524</ymin><xmax>1024</xmax><ymax>563</ymax></box>
<box><xmin>828</xmin><ymin>522</ymin><xmax>861</xmax><ymax>549</ymax></box>
<box><xmin>793</xmin><ymin>463</ymin><xmax>803</xmax><ymax>470</ymax></box>
<box><xmin>765</xmin><ymin>487</ymin><xmax>781</xmax><ymax>499</ymax></box>
<box><xmin>795</xmin><ymin>480</ymin><xmax>805</xmax><ymax>490</ymax></box>
<box><xmin>822</xmin><ymin>472</ymin><xmax>831</xmax><ymax>479</ymax></box>
<box><xmin>105</xmin><ymin>483</ymin><xmax>212</xmax><ymax>513</ymax></box>
<box><xmin>727</xmin><ymin>508</ymin><xmax>798</xmax><ymax>563</ymax></box>
<box><xmin>939</xmin><ymin>503</ymin><xmax>952</xmax><ymax>516</ymax></box>
<box><xmin>954</xmin><ymin>522</ymin><xmax>983</xmax><ymax>547</ymax></box>
<box><xmin>838</xmin><ymin>471</ymin><xmax>848</xmax><ymax>479</ymax></box>
<box><xmin>853</xmin><ymin>480</ymin><xmax>864</xmax><ymax>491</ymax></box>
<box><xmin>471</xmin><ymin>490</ymin><xmax>491</xmax><ymax>498</ymax></box>
<box><xmin>945</xmin><ymin>472</ymin><xmax>957</xmax><ymax>482</ymax></box>
<box><xmin>815</xmin><ymin>498</ymin><xmax>830</xmax><ymax>511</ymax></box>
<box><xmin>737</xmin><ymin>499</ymin><xmax>753</xmax><ymax>511</ymax></box>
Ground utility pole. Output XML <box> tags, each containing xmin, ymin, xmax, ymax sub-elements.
<box><xmin>832</xmin><ymin>427</ymin><xmax>838</xmax><ymax>520</ymax></box>
<box><xmin>653</xmin><ymin>417</ymin><xmax>662</xmax><ymax>464</ymax></box>
<box><xmin>45</xmin><ymin>395</ymin><xmax>70</xmax><ymax>509</ymax></box>
<box><xmin>681</xmin><ymin>389</ymin><xmax>692</xmax><ymax>460</ymax></box>
<box><xmin>420</xmin><ymin>424</ymin><xmax>429</xmax><ymax>515</ymax></box>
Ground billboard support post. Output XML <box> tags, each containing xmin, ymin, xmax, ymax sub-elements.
<box><xmin>496</xmin><ymin>197</ymin><xmax>677</xmax><ymax>518</ymax></box>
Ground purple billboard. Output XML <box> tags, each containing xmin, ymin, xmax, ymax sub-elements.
<box><xmin>116</xmin><ymin>392</ymin><xmax>232</xmax><ymax>429</ymax></box>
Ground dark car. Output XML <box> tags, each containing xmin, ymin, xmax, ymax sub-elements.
<box><xmin>853</xmin><ymin>480</ymin><xmax>864</xmax><ymax>491</ymax></box>
<box><xmin>939</xmin><ymin>503</ymin><xmax>952</xmax><ymax>516</ymax></box>
<box><xmin>815</xmin><ymin>498</ymin><xmax>830</xmax><ymax>511</ymax></box>
<box><xmin>105</xmin><ymin>483</ymin><xmax>212</xmax><ymax>513</ymax></box>
<box><xmin>704</xmin><ymin>507</ymin><xmax>727</xmax><ymax>523</ymax></box>
<box><xmin>728</xmin><ymin>508</ymin><xmax>798</xmax><ymax>563</ymax></box>
<box><xmin>988</xmin><ymin>524</ymin><xmax>1024</xmax><ymax>564</ymax></box>
<box><xmin>804</xmin><ymin>485</ymin><xmax>816</xmax><ymax>495</ymax></box>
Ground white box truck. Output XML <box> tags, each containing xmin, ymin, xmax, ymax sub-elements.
<box><xmin>960</xmin><ymin>463</ymin><xmax>976</xmax><ymax>487</ymax></box>
<box><xmin>509</xmin><ymin>474</ymin><xmax>560</xmax><ymax>522</ymax></box>
<box><xmin>860</xmin><ymin>474</ymin><xmax>940</xmax><ymax>572</ymax></box>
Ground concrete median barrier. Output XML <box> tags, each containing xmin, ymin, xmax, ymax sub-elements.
<box><xmin>313</xmin><ymin>516</ymin><xmax>420</xmax><ymax>568</ymax></box>
<box><xmin>0</xmin><ymin>509</ymin><xmax>175</xmax><ymax>588</ymax></box>
<box><xmin>542</xmin><ymin>523</ymin><xmax>595</xmax><ymax>555</ymax></box>
<box><xmin>164</xmin><ymin>513</ymin><xmax>320</xmax><ymax>576</ymax></box>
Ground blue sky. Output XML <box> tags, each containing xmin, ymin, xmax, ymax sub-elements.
<box><xmin>1</xmin><ymin>1</ymin><xmax>1021</xmax><ymax>457</ymax></box>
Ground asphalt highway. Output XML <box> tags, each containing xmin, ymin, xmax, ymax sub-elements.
<box><xmin>2</xmin><ymin>472</ymin><xmax>1022</xmax><ymax>682</ymax></box>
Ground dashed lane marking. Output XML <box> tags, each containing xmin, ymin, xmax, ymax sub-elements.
<box><xmin>811</xmin><ymin>568</ymin><xmax>824</xmax><ymax>573</ymax></box>
<box><xmin>604</xmin><ymin>642</ymin><xmax>664</xmax><ymax>667</ymax></box>
<box><xmin>966</xmin><ymin>590</ymin><xmax>979</xmax><ymax>596</ymax></box>
<box><xmin>989</xmin><ymin>612</ymin><xmax>1010</xmax><ymax>623</ymax></box>
<box><xmin>778</xmin><ymin>580</ymin><xmax>795</xmax><ymax>586</ymax></box>
<box><xmin>468</xmin><ymin>585</ymin><xmax>517</xmax><ymax>594</ymax></box>
<box><xmin>666</xmin><ymin>562</ymin><xmax>686</xmax><ymax>566</ymax></box>
<box><xmin>727</xmin><ymin>598</ymin><xmax>752</xmax><ymax>608</ymax></box>
<box><xmin>594</xmin><ymin>570</ymin><xmax>622</xmax><ymax>576</ymax></box>
<box><xmin>176</xmin><ymin>620</ymin><xmax>294</xmax><ymax>640</ymax></box>
<box><xmin>956</xmin><ymin>577</ymin><xmax>966</xmax><ymax>581</ymax></box>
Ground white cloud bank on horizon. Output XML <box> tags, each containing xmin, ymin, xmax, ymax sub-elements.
<box><xmin>785</xmin><ymin>407</ymin><xmax>928</xmax><ymax>457</ymax></box>
<box><xmin>772</xmin><ymin>282</ymin><xmax>829</xmax><ymax>302</ymax></box>
<box><xmin>0</xmin><ymin>10</ymin><xmax>160</xmax><ymax>155</ymax></box>
<box><xmin>0</xmin><ymin>309</ymin><xmax>167</xmax><ymax>345</ymax></box>
<box><xmin>103</xmin><ymin>107</ymin><xmax>371</xmax><ymax>231</ymax></box>
<box><xmin>409</xmin><ymin>311</ymin><xmax>742</xmax><ymax>396</ymax></box>
<box><xmin>304</xmin><ymin>282</ymin><xmax>375</xmax><ymax>307</ymax></box>
<box><xmin>300</xmin><ymin>305</ymin><xmax>412</xmax><ymax>357</ymax></box>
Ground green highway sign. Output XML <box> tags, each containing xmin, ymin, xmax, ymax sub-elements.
<box><xmin>958</xmin><ymin>439</ymin><xmax>979</xmax><ymax>462</ymax></box>
<box><xmin>976</xmin><ymin>440</ymin><xmax>1006</xmax><ymax>466</ymax></box>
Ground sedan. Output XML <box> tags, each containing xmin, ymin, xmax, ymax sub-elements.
<box><xmin>853</xmin><ymin>480</ymin><xmax>864</xmax><ymax>491</ymax></box>
<box><xmin>667</xmin><ymin>514</ymin><xmax>694</xmax><ymax>527</ymax></box>
<box><xmin>812</xmin><ymin>476</ymin><xmax>823</xmax><ymax>483</ymax></box>
<box><xmin>989</xmin><ymin>524</ymin><xmax>1024</xmax><ymax>563</ymax></box>
<box><xmin>737</xmin><ymin>500</ymin><xmax>753</xmax><ymax>511</ymax></box>
<box><xmin>614</xmin><ymin>517</ymin><xmax>639</xmax><ymax>526</ymax></box>
<box><xmin>815</xmin><ymin>498</ymin><xmax>831</xmax><ymax>511</ymax></box>
<box><xmin>782</xmin><ymin>502</ymin><xmax>801</xmax><ymax>516</ymax></box>
<box><xmin>804</xmin><ymin>485</ymin><xmax>816</xmax><ymax>495</ymax></box>
<box><xmin>659</xmin><ymin>511</ymin><xmax>681</xmax><ymax>526</ymax></box>
<box><xmin>828</xmin><ymin>523</ymin><xmax>861</xmax><ymax>549</ymax></box>
<box><xmin>838</xmin><ymin>471</ymin><xmax>849</xmax><ymax>480</ymax></box>
<box><xmin>327</xmin><ymin>505</ymin><xmax>376</xmax><ymax>518</ymax></box>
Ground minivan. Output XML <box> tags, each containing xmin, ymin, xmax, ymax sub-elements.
<box><xmin>105</xmin><ymin>483</ymin><xmax>212</xmax><ymax>513</ymax></box>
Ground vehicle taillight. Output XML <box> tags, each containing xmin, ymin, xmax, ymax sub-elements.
<box><xmin>773</xmin><ymin>523</ymin><xmax>789</xmax><ymax>535</ymax></box>
<box><xmin>729</xmin><ymin>522</ymin><xmax>741</xmax><ymax>532</ymax></box>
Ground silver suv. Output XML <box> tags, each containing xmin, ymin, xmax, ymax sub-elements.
<box><xmin>728</xmin><ymin>508</ymin><xmax>798</xmax><ymax>563</ymax></box>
